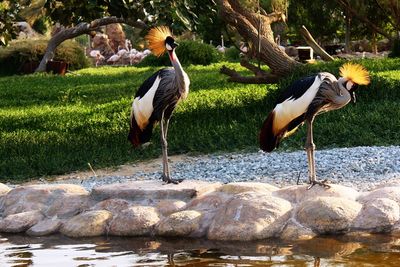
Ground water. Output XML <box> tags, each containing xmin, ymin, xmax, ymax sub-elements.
<box><xmin>0</xmin><ymin>234</ymin><xmax>400</xmax><ymax>266</ymax></box>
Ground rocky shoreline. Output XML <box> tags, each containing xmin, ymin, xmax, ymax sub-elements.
<box><xmin>0</xmin><ymin>180</ymin><xmax>400</xmax><ymax>241</ymax></box>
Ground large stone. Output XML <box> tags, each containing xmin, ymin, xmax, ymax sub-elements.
<box><xmin>27</xmin><ymin>218</ymin><xmax>62</xmax><ymax>236</ymax></box>
<box><xmin>0</xmin><ymin>210</ymin><xmax>43</xmax><ymax>233</ymax></box>
<box><xmin>156</xmin><ymin>210</ymin><xmax>203</xmax><ymax>237</ymax></box>
<box><xmin>3</xmin><ymin>184</ymin><xmax>89</xmax><ymax>218</ymax></box>
<box><xmin>181</xmin><ymin>192</ymin><xmax>232</xmax><ymax>237</ymax></box>
<box><xmin>357</xmin><ymin>186</ymin><xmax>400</xmax><ymax>205</ymax></box>
<box><xmin>60</xmin><ymin>210</ymin><xmax>112</xmax><ymax>237</ymax></box>
<box><xmin>155</xmin><ymin>199</ymin><xmax>186</xmax><ymax>216</ymax></box>
<box><xmin>109</xmin><ymin>206</ymin><xmax>160</xmax><ymax>236</ymax></box>
<box><xmin>296</xmin><ymin>197</ymin><xmax>362</xmax><ymax>234</ymax></box>
<box><xmin>91</xmin><ymin>198</ymin><xmax>132</xmax><ymax>214</ymax></box>
<box><xmin>184</xmin><ymin>192</ymin><xmax>230</xmax><ymax>212</ymax></box>
<box><xmin>274</xmin><ymin>184</ymin><xmax>360</xmax><ymax>204</ymax></box>
<box><xmin>352</xmin><ymin>198</ymin><xmax>400</xmax><ymax>232</ymax></box>
<box><xmin>207</xmin><ymin>192</ymin><xmax>292</xmax><ymax>241</ymax></box>
<box><xmin>0</xmin><ymin>183</ymin><xmax>11</xmax><ymax>196</ymax></box>
<box><xmin>216</xmin><ymin>182</ymin><xmax>278</xmax><ymax>194</ymax></box>
<box><xmin>280</xmin><ymin>218</ymin><xmax>316</xmax><ymax>240</ymax></box>
<box><xmin>91</xmin><ymin>180</ymin><xmax>220</xmax><ymax>202</ymax></box>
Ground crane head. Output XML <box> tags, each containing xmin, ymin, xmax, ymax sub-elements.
<box><xmin>145</xmin><ymin>26</ymin><xmax>177</xmax><ymax>57</ymax></box>
<box><xmin>339</xmin><ymin>63</ymin><xmax>370</xmax><ymax>103</ymax></box>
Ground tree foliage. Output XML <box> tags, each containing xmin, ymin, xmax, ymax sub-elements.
<box><xmin>0</xmin><ymin>1</ymin><xmax>21</xmax><ymax>46</ymax></box>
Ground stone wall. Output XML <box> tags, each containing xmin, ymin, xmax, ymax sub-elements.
<box><xmin>0</xmin><ymin>180</ymin><xmax>399</xmax><ymax>241</ymax></box>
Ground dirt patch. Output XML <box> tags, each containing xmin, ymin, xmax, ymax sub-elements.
<box><xmin>22</xmin><ymin>155</ymin><xmax>191</xmax><ymax>185</ymax></box>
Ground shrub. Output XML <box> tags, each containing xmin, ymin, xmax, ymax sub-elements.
<box><xmin>176</xmin><ymin>40</ymin><xmax>221</xmax><ymax>65</ymax></box>
<box><xmin>224</xmin><ymin>46</ymin><xmax>241</xmax><ymax>61</ymax></box>
<box><xmin>138</xmin><ymin>40</ymin><xmax>221</xmax><ymax>67</ymax></box>
<box><xmin>137</xmin><ymin>53</ymin><xmax>171</xmax><ymax>67</ymax></box>
<box><xmin>0</xmin><ymin>39</ymin><xmax>89</xmax><ymax>76</ymax></box>
<box><xmin>389</xmin><ymin>38</ymin><xmax>400</xmax><ymax>58</ymax></box>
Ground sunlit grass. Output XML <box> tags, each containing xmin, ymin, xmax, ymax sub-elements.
<box><xmin>0</xmin><ymin>59</ymin><xmax>399</xmax><ymax>181</ymax></box>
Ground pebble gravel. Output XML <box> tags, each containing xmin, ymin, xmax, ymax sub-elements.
<box><xmin>46</xmin><ymin>145</ymin><xmax>400</xmax><ymax>192</ymax></box>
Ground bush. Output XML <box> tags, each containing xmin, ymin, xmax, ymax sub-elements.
<box><xmin>224</xmin><ymin>46</ymin><xmax>241</xmax><ymax>61</ymax></box>
<box><xmin>137</xmin><ymin>53</ymin><xmax>171</xmax><ymax>67</ymax></box>
<box><xmin>138</xmin><ymin>40</ymin><xmax>221</xmax><ymax>67</ymax></box>
<box><xmin>176</xmin><ymin>40</ymin><xmax>221</xmax><ymax>65</ymax></box>
<box><xmin>389</xmin><ymin>38</ymin><xmax>400</xmax><ymax>58</ymax></box>
<box><xmin>0</xmin><ymin>39</ymin><xmax>89</xmax><ymax>76</ymax></box>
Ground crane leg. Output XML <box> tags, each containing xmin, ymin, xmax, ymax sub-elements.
<box><xmin>305</xmin><ymin>118</ymin><xmax>330</xmax><ymax>189</ymax></box>
<box><xmin>160</xmin><ymin>110</ymin><xmax>183</xmax><ymax>184</ymax></box>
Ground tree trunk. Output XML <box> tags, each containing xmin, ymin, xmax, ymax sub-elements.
<box><xmin>217</xmin><ymin>0</ymin><xmax>300</xmax><ymax>84</ymax></box>
<box><xmin>345</xmin><ymin>10</ymin><xmax>351</xmax><ymax>53</ymax></box>
<box><xmin>35</xmin><ymin>17</ymin><xmax>146</xmax><ymax>72</ymax></box>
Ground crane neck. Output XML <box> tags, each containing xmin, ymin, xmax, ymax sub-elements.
<box><xmin>168</xmin><ymin>49</ymin><xmax>187</xmax><ymax>89</ymax></box>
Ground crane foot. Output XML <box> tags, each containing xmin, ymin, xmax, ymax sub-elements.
<box><xmin>307</xmin><ymin>179</ymin><xmax>331</xmax><ymax>190</ymax></box>
<box><xmin>161</xmin><ymin>174</ymin><xmax>184</xmax><ymax>184</ymax></box>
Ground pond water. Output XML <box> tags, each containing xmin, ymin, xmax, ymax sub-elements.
<box><xmin>0</xmin><ymin>234</ymin><xmax>399</xmax><ymax>266</ymax></box>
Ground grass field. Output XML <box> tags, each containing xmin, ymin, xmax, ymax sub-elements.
<box><xmin>0</xmin><ymin>59</ymin><xmax>400</xmax><ymax>182</ymax></box>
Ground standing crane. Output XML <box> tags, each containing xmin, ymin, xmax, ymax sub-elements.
<box><xmin>259</xmin><ymin>63</ymin><xmax>370</xmax><ymax>189</ymax></box>
<box><xmin>128</xmin><ymin>26</ymin><xmax>190</xmax><ymax>184</ymax></box>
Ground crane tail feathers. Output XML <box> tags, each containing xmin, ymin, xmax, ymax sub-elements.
<box><xmin>128</xmin><ymin>118</ymin><xmax>154</xmax><ymax>148</ymax></box>
<box><xmin>259</xmin><ymin>111</ymin><xmax>280</xmax><ymax>152</ymax></box>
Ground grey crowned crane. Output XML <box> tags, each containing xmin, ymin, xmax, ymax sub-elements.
<box><xmin>259</xmin><ymin>63</ymin><xmax>370</xmax><ymax>189</ymax></box>
<box><xmin>128</xmin><ymin>26</ymin><xmax>190</xmax><ymax>184</ymax></box>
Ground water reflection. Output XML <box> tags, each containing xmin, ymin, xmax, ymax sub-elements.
<box><xmin>0</xmin><ymin>233</ymin><xmax>399</xmax><ymax>266</ymax></box>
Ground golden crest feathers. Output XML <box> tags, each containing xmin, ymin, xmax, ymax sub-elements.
<box><xmin>339</xmin><ymin>63</ymin><xmax>370</xmax><ymax>85</ymax></box>
<box><xmin>145</xmin><ymin>26</ymin><xmax>172</xmax><ymax>57</ymax></box>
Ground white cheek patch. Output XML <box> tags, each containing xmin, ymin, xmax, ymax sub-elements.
<box><xmin>132</xmin><ymin>76</ymin><xmax>161</xmax><ymax>129</ymax></box>
<box><xmin>166</xmin><ymin>43</ymin><xmax>172</xmax><ymax>50</ymax></box>
<box><xmin>346</xmin><ymin>80</ymin><xmax>354</xmax><ymax>90</ymax></box>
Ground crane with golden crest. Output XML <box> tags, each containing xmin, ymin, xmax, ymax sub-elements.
<box><xmin>128</xmin><ymin>26</ymin><xmax>190</xmax><ymax>184</ymax></box>
<box><xmin>259</xmin><ymin>63</ymin><xmax>370</xmax><ymax>189</ymax></box>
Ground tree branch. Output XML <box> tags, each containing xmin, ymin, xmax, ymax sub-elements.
<box><xmin>35</xmin><ymin>16</ymin><xmax>147</xmax><ymax>72</ymax></box>
<box><xmin>220</xmin><ymin>65</ymin><xmax>280</xmax><ymax>84</ymax></box>
<box><xmin>300</xmin><ymin>25</ymin><xmax>334</xmax><ymax>61</ymax></box>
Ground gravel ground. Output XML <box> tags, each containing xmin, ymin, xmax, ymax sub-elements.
<box><xmin>38</xmin><ymin>145</ymin><xmax>400</xmax><ymax>192</ymax></box>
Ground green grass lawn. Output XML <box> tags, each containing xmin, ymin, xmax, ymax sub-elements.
<box><xmin>0</xmin><ymin>59</ymin><xmax>400</xmax><ymax>182</ymax></box>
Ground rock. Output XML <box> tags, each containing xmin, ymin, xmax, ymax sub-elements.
<box><xmin>217</xmin><ymin>182</ymin><xmax>278</xmax><ymax>194</ymax></box>
<box><xmin>296</xmin><ymin>197</ymin><xmax>362</xmax><ymax>234</ymax></box>
<box><xmin>3</xmin><ymin>184</ymin><xmax>89</xmax><ymax>218</ymax></box>
<box><xmin>91</xmin><ymin>198</ymin><xmax>132</xmax><ymax>214</ymax></box>
<box><xmin>91</xmin><ymin>180</ymin><xmax>220</xmax><ymax>202</ymax></box>
<box><xmin>44</xmin><ymin>194</ymin><xmax>89</xmax><ymax>218</ymax></box>
<box><xmin>182</xmin><ymin>192</ymin><xmax>232</xmax><ymax>237</ymax></box>
<box><xmin>184</xmin><ymin>192</ymin><xmax>230</xmax><ymax>212</ymax></box>
<box><xmin>207</xmin><ymin>192</ymin><xmax>292</xmax><ymax>241</ymax></box>
<box><xmin>281</xmin><ymin>218</ymin><xmax>316</xmax><ymax>240</ymax></box>
<box><xmin>0</xmin><ymin>183</ymin><xmax>11</xmax><ymax>196</ymax></box>
<box><xmin>60</xmin><ymin>210</ymin><xmax>112</xmax><ymax>237</ymax></box>
<box><xmin>393</xmin><ymin>222</ymin><xmax>400</xmax><ymax>237</ymax></box>
<box><xmin>0</xmin><ymin>211</ymin><xmax>43</xmax><ymax>233</ymax></box>
<box><xmin>155</xmin><ymin>199</ymin><xmax>186</xmax><ymax>216</ymax></box>
<box><xmin>156</xmin><ymin>210</ymin><xmax>202</xmax><ymax>237</ymax></box>
<box><xmin>352</xmin><ymin>198</ymin><xmax>400</xmax><ymax>232</ymax></box>
<box><xmin>274</xmin><ymin>184</ymin><xmax>360</xmax><ymax>204</ymax></box>
<box><xmin>109</xmin><ymin>206</ymin><xmax>160</xmax><ymax>236</ymax></box>
<box><xmin>357</xmin><ymin>186</ymin><xmax>400</xmax><ymax>205</ymax></box>
<box><xmin>27</xmin><ymin>218</ymin><xmax>62</xmax><ymax>236</ymax></box>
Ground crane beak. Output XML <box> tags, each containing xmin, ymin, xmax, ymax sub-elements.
<box><xmin>172</xmin><ymin>42</ymin><xmax>179</xmax><ymax>49</ymax></box>
<box><xmin>351</xmin><ymin>91</ymin><xmax>356</xmax><ymax>103</ymax></box>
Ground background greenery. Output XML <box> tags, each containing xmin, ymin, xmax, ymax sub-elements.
<box><xmin>0</xmin><ymin>39</ymin><xmax>89</xmax><ymax>76</ymax></box>
<box><xmin>0</xmin><ymin>58</ymin><xmax>399</xmax><ymax>182</ymax></box>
